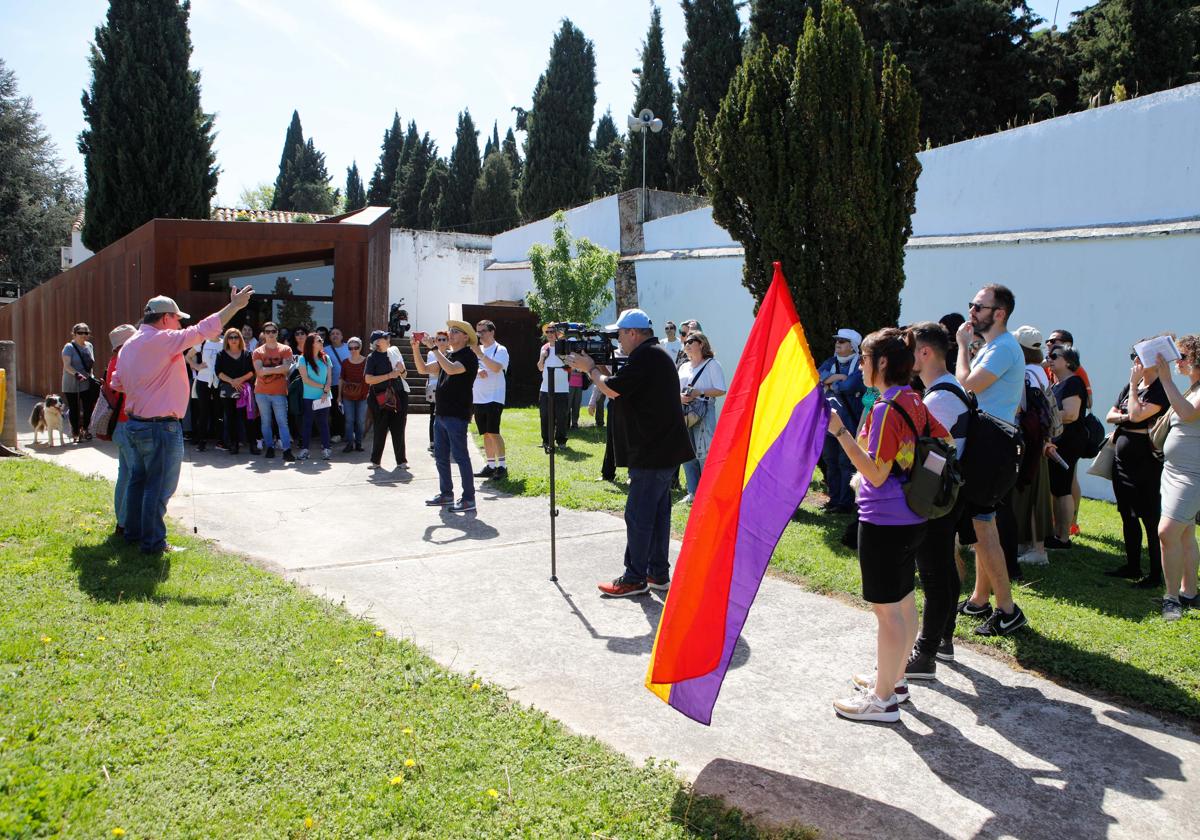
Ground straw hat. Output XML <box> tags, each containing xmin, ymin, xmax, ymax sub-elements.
<box><xmin>446</xmin><ymin>320</ymin><xmax>478</xmax><ymax>346</ymax></box>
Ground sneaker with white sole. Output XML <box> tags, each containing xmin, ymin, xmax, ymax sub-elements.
<box><xmin>957</xmin><ymin>598</ymin><xmax>993</xmax><ymax>620</ymax></box>
<box><xmin>936</xmin><ymin>636</ymin><xmax>955</xmax><ymax>662</ymax></box>
<box><xmin>974</xmin><ymin>603</ymin><xmax>1028</xmax><ymax>636</ymax></box>
<box><xmin>851</xmin><ymin>672</ymin><xmax>909</xmax><ymax>703</ymax></box>
<box><xmin>1162</xmin><ymin>598</ymin><xmax>1183</xmax><ymax>622</ymax></box>
<box><xmin>904</xmin><ymin>648</ymin><xmax>937</xmax><ymax>681</ymax></box>
<box><xmin>297</xmin><ymin>449</ymin><xmax>309</xmax><ymax>460</ymax></box>
<box><xmin>321</xmin><ymin>448</ymin><xmax>332</xmax><ymax>460</ymax></box>
<box><xmin>1019</xmin><ymin>549</ymin><xmax>1049</xmax><ymax>566</ymax></box>
<box><xmin>833</xmin><ymin>691</ymin><xmax>901</xmax><ymax>723</ymax></box>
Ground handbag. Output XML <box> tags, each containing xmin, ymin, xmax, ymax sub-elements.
<box><xmin>88</xmin><ymin>390</ymin><xmax>118</xmax><ymax>440</ymax></box>
<box><xmin>1080</xmin><ymin>412</ymin><xmax>1107</xmax><ymax>459</ymax></box>
<box><xmin>1151</xmin><ymin>382</ymin><xmax>1200</xmax><ymax>456</ymax></box>
<box><xmin>681</xmin><ymin>361</ymin><xmax>712</xmax><ymax>429</ymax></box>
<box><xmin>1086</xmin><ymin>436</ymin><xmax>1116</xmax><ymax>480</ymax></box>
<box><xmin>375</xmin><ymin>383</ymin><xmax>400</xmax><ymax>412</ymax></box>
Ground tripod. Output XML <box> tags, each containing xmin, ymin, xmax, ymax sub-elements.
<box><xmin>545</xmin><ymin>363</ymin><xmax>562</xmax><ymax>581</ymax></box>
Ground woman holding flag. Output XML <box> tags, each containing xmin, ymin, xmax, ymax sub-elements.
<box><xmin>826</xmin><ymin>327</ymin><xmax>950</xmax><ymax>723</ymax></box>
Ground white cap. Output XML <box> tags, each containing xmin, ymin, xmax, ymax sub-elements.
<box><xmin>605</xmin><ymin>308</ymin><xmax>653</xmax><ymax>331</ymax></box>
<box><xmin>144</xmin><ymin>295</ymin><xmax>190</xmax><ymax>320</ymax></box>
<box><xmin>833</xmin><ymin>328</ymin><xmax>862</xmax><ymax>351</ymax></box>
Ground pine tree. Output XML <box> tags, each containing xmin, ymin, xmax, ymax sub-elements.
<box><xmin>418</xmin><ymin>160</ymin><xmax>449</xmax><ymax>230</ymax></box>
<box><xmin>270</xmin><ymin>111</ymin><xmax>305</xmax><ymax>211</ymax></box>
<box><xmin>389</xmin><ymin>120</ymin><xmax>420</xmax><ymax>213</ymax></box>
<box><xmin>471</xmin><ymin>152</ymin><xmax>520</xmax><ymax>235</ymax></box>
<box><xmin>366</xmin><ymin>112</ymin><xmax>403</xmax><ymax>207</ymax></box>
<box><xmin>395</xmin><ymin>134</ymin><xmax>436</xmax><ymax>228</ymax></box>
<box><xmin>502</xmin><ymin>127</ymin><xmax>522</xmax><ymax>188</ymax></box>
<box><xmin>747</xmin><ymin>0</ymin><xmax>822</xmax><ymax>52</ymax></box>
<box><xmin>439</xmin><ymin>110</ymin><xmax>481</xmax><ymax>231</ymax></box>
<box><xmin>344</xmin><ymin>162</ymin><xmax>366</xmax><ymax>211</ymax></box>
<box><xmin>621</xmin><ymin>4</ymin><xmax>675</xmax><ymax>191</ymax></box>
<box><xmin>697</xmin><ymin>0</ymin><xmax>921</xmax><ymax>349</ymax></box>
<box><xmin>483</xmin><ymin>121</ymin><xmax>500</xmax><ymax>158</ymax></box>
<box><xmin>287</xmin><ymin>138</ymin><xmax>337</xmax><ymax>214</ymax></box>
<box><xmin>671</xmin><ymin>0</ymin><xmax>743</xmax><ymax>193</ymax></box>
<box><xmin>591</xmin><ymin>110</ymin><xmax>623</xmax><ymax>197</ymax></box>
<box><xmin>519</xmin><ymin>20</ymin><xmax>597</xmax><ymax>220</ymax></box>
<box><xmin>78</xmin><ymin>0</ymin><xmax>217</xmax><ymax>251</ymax></box>
<box><xmin>0</xmin><ymin>59</ymin><xmax>81</xmax><ymax>292</ymax></box>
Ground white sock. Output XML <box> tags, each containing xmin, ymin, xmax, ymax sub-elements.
<box><xmin>488</xmin><ymin>459</ymin><xmax>497</xmax><ymax>467</ymax></box>
<box><xmin>498</xmin><ymin>457</ymin><xmax>506</xmax><ymax>467</ymax></box>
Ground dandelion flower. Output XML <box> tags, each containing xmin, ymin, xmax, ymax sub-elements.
<box><xmin>97</xmin><ymin>636</ymin><xmax>106</xmax><ymax>641</ymax></box>
<box><xmin>389</xmin><ymin>774</ymin><xmax>404</xmax><ymax>786</ymax></box>
<box><xmin>401</xmin><ymin>727</ymin><xmax>413</xmax><ymax>735</ymax></box>
<box><xmin>404</xmin><ymin>758</ymin><xmax>415</xmax><ymax>768</ymax></box>
<box><xmin>373</xmin><ymin>630</ymin><xmax>384</xmax><ymax>637</ymax></box>
<box><xmin>470</xmin><ymin>681</ymin><xmax>481</xmax><ymax>692</ymax></box>
<box><xmin>304</xmin><ymin>816</ymin><xmax>314</xmax><ymax>829</ymax></box>
<box><xmin>40</xmin><ymin>636</ymin><xmax>52</xmax><ymax>644</ymax></box>
<box><xmin>112</xmin><ymin>830</ymin><xmax>126</xmax><ymax>837</ymax></box>
<box><xmin>486</xmin><ymin>788</ymin><xmax>500</xmax><ymax>799</ymax></box>
<box><xmin>335</xmin><ymin>658</ymin><xmax>344</xmax><ymax>665</ymax></box>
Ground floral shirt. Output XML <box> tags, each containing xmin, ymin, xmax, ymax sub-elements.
<box><xmin>857</xmin><ymin>385</ymin><xmax>951</xmax><ymax>526</ymax></box>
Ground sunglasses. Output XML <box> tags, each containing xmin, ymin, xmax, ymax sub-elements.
<box><xmin>966</xmin><ymin>302</ymin><xmax>999</xmax><ymax>313</ymax></box>
<box><xmin>435</xmin><ymin>337</ymin><xmax>449</xmax><ymax>343</ymax></box>
<box><xmin>1048</xmin><ymin>352</ymin><xmax>1063</xmax><ymax>361</ymax></box>
<box><xmin>1130</xmin><ymin>352</ymin><xmax>1139</xmax><ymax>361</ymax></box>
<box><xmin>263</xmin><ymin>329</ymin><xmax>278</xmax><ymax>334</ymax></box>
<box><xmin>75</xmin><ymin>331</ymin><xmax>90</xmax><ymax>335</ymax></box>
<box><xmin>685</xmin><ymin>338</ymin><xmax>702</xmax><ymax>346</ymax></box>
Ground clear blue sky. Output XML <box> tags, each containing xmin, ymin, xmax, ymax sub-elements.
<box><xmin>1</xmin><ymin>1</ymin><xmax>1092</xmax><ymax>208</ymax></box>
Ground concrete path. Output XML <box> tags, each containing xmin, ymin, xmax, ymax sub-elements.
<box><xmin>11</xmin><ymin>392</ymin><xmax>1198</xmax><ymax>839</ymax></box>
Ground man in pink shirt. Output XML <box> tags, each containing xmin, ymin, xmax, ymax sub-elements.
<box><xmin>114</xmin><ymin>286</ymin><xmax>253</xmax><ymax>554</ymax></box>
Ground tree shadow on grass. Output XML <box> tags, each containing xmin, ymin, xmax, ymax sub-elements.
<box><xmin>1016</xmin><ymin>540</ymin><xmax>1165</xmax><ymax>621</ymax></box>
<box><xmin>69</xmin><ymin>539</ymin><xmax>228</xmax><ymax>607</ymax></box>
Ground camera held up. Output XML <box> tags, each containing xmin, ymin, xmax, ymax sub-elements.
<box><xmin>553</xmin><ymin>322</ymin><xmax>621</xmax><ymax>368</ymax></box>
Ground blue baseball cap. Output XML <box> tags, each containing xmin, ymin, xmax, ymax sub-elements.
<box><xmin>605</xmin><ymin>308</ymin><xmax>653</xmax><ymax>331</ymax></box>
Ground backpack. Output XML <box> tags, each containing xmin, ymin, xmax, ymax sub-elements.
<box><xmin>1025</xmin><ymin>372</ymin><xmax>1063</xmax><ymax>441</ymax></box>
<box><xmin>926</xmin><ymin>383</ymin><xmax>1023</xmax><ymax>508</ymax></box>
<box><xmin>879</xmin><ymin>397</ymin><xmax>962</xmax><ymax>520</ymax></box>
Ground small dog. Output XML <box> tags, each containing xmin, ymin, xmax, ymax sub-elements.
<box><xmin>30</xmin><ymin>395</ymin><xmax>71</xmax><ymax>446</ymax></box>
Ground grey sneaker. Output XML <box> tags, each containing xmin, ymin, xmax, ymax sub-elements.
<box><xmin>1162</xmin><ymin>598</ymin><xmax>1183</xmax><ymax>622</ymax></box>
<box><xmin>834</xmin><ymin>691</ymin><xmax>901</xmax><ymax>723</ymax></box>
<box><xmin>297</xmin><ymin>448</ymin><xmax>309</xmax><ymax>460</ymax></box>
<box><xmin>321</xmin><ymin>448</ymin><xmax>332</xmax><ymax>460</ymax></box>
<box><xmin>450</xmin><ymin>498</ymin><xmax>476</xmax><ymax>512</ymax></box>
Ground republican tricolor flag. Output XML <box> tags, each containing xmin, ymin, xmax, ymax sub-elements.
<box><xmin>646</xmin><ymin>262</ymin><xmax>829</xmax><ymax>725</ymax></box>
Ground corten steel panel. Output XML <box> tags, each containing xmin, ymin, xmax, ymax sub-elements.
<box><xmin>461</xmin><ymin>304</ymin><xmax>541</xmax><ymax>407</ymax></box>
<box><xmin>0</xmin><ymin>215</ymin><xmax>387</xmax><ymax>397</ymax></box>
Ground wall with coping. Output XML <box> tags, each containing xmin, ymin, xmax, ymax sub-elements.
<box><xmin>388</xmin><ymin>229</ymin><xmax>491</xmax><ymax>334</ymax></box>
<box><xmin>490</xmin><ymin>195</ymin><xmax>621</xmax><ymax>263</ymax></box>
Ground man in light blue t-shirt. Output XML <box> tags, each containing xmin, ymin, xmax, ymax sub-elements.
<box><xmin>954</xmin><ymin>283</ymin><xmax>1028</xmax><ymax>639</ymax></box>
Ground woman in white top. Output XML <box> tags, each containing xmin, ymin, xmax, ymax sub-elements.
<box><xmin>186</xmin><ymin>334</ymin><xmax>224</xmax><ymax>451</ymax></box>
<box><xmin>677</xmin><ymin>331</ymin><xmax>727</xmax><ymax>502</ymax></box>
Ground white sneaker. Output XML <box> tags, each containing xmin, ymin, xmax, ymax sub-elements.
<box><xmin>321</xmin><ymin>448</ymin><xmax>332</xmax><ymax>460</ymax></box>
<box><xmin>683</xmin><ymin>493</ymin><xmax>694</xmax><ymax>504</ymax></box>
<box><xmin>1019</xmin><ymin>549</ymin><xmax>1049</xmax><ymax>566</ymax></box>
<box><xmin>851</xmin><ymin>671</ymin><xmax>910</xmax><ymax>703</ymax></box>
<box><xmin>297</xmin><ymin>449</ymin><xmax>309</xmax><ymax>460</ymax></box>
<box><xmin>833</xmin><ymin>691</ymin><xmax>901</xmax><ymax>722</ymax></box>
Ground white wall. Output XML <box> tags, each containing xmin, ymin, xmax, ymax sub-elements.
<box><xmin>490</xmin><ymin>195</ymin><xmax>621</xmax><ymax>263</ymax></box>
<box><xmin>643</xmin><ymin>206</ymin><xmax>737</xmax><ymax>251</ymax></box>
<box><xmin>388</xmin><ymin>229</ymin><xmax>491</xmax><ymax>333</ymax></box>
<box><xmin>912</xmin><ymin>83</ymin><xmax>1200</xmax><ymax>236</ymax></box>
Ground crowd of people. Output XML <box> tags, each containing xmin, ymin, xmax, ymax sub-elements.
<box><xmin>815</xmin><ymin>283</ymin><xmax>1200</xmax><ymax>724</ymax></box>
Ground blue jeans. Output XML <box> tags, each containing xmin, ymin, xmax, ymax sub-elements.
<box><xmin>301</xmin><ymin>398</ymin><xmax>331</xmax><ymax>451</ymax></box>
<box><xmin>434</xmin><ymin>415</ymin><xmax>474</xmax><ymax>501</ymax></box>
<box><xmin>123</xmin><ymin>418</ymin><xmax>184</xmax><ymax>552</ymax></box>
<box><xmin>822</xmin><ymin>432</ymin><xmax>855</xmax><ymax>509</ymax></box>
<box><xmin>623</xmin><ymin>467</ymin><xmax>674</xmax><ymax>583</ymax></box>
<box><xmin>255</xmin><ymin>393</ymin><xmax>291</xmax><ymax>450</ymax></box>
<box><xmin>112</xmin><ymin>420</ymin><xmax>134</xmax><ymax>529</ymax></box>
<box><xmin>343</xmin><ymin>399</ymin><xmax>366</xmax><ymax>446</ymax></box>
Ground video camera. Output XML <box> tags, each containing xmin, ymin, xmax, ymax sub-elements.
<box><xmin>552</xmin><ymin>322</ymin><xmax>620</xmax><ymax>368</ymax></box>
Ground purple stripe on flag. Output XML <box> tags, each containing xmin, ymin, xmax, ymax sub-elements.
<box><xmin>668</xmin><ymin>388</ymin><xmax>828</xmax><ymax>724</ymax></box>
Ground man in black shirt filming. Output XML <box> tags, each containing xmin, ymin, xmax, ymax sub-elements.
<box><xmin>412</xmin><ymin>320</ymin><xmax>480</xmax><ymax>512</ymax></box>
<box><xmin>567</xmin><ymin>309</ymin><xmax>693</xmax><ymax>597</ymax></box>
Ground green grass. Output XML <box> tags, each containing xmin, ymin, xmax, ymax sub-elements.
<box><xmin>485</xmin><ymin>408</ymin><xmax>1200</xmax><ymax>721</ymax></box>
<box><xmin>0</xmin><ymin>458</ymin><xmax>814</xmax><ymax>839</ymax></box>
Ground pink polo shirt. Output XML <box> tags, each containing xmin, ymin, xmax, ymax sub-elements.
<box><xmin>112</xmin><ymin>314</ymin><xmax>224</xmax><ymax>419</ymax></box>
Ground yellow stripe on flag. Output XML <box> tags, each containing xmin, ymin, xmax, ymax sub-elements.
<box><xmin>742</xmin><ymin>325</ymin><xmax>820</xmax><ymax>487</ymax></box>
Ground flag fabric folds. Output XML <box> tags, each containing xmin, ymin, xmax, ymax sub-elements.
<box><xmin>645</xmin><ymin>262</ymin><xmax>829</xmax><ymax>725</ymax></box>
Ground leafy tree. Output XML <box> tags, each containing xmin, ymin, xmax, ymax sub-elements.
<box><xmin>519</xmin><ymin>20</ymin><xmax>597</xmax><ymax>220</ymax></box>
<box><xmin>270</xmin><ymin>110</ymin><xmax>305</xmax><ymax>211</ymax></box>
<box><xmin>418</xmin><ymin>160</ymin><xmax>449</xmax><ymax>230</ymax></box>
<box><xmin>395</xmin><ymin>133</ymin><xmax>436</xmax><ymax>227</ymax></box>
<box><xmin>671</xmin><ymin>0</ymin><xmax>743</xmax><ymax>193</ymax></box>
<box><xmin>471</xmin><ymin>152</ymin><xmax>520</xmax><ymax>235</ymax></box>
<box><xmin>0</xmin><ymin>59</ymin><xmax>81</xmax><ymax>292</ymax></box>
<box><xmin>526</xmin><ymin>211</ymin><xmax>617</xmax><ymax>325</ymax></box>
<box><xmin>621</xmin><ymin>4</ymin><xmax>675</xmax><ymax>191</ymax></box>
<box><xmin>591</xmin><ymin>110</ymin><xmax>623</xmax><ymax>197</ymax></box>
<box><xmin>238</xmin><ymin>182</ymin><xmax>274</xmax><ymax>210</ymax></box>
<box><xmin>344</xmin><ymin>162</ymin><xmax>366</xmax><ymax>211</ymax></box>
<box><xmin>439</xmin><ymin>110</ymin><xmax>482</xmax><ymax>231</ymax></box>
<box><xmin>366</xmin><ymin>111</ymin><xmax>403</xmax><ymax>207</ymax></box>
<box><xmin>697</xmin><ymin>0</ymin><xmax>921</xmax><ymax>350</ymax></box>
<box><xmin>1070</xmin><ymin>0</ymin><xmax>1199</xmax><ymax>107</ymax></box>
<box><xmin>747</xmin><ymin>0</ymin><xmax>822</xmax><ymax>52</ymax></box>
<box><xmin>502</xmin><ymin>127</ymin><xmax>522</xmax><ymax>188</ymax></box>
<box><xmin>78</xmin><ymin>0</ymin><xmax>217</xmax><ymax>251</ymax></box>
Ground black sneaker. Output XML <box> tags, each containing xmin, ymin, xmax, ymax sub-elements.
<box><xmin>282</xmin><ymin>448</ymin><xmax>295</xmax><ymax>462</ymax></box>
<box><xmin>905</xmin><ymin>648</ymin><xmax>937</xmax><ymax>681</ymax></box>
<box><xmin>1104</xmin><ymin>565</ymin><xmax>1142</xmax><ymax>579</ymax></box>
<box><xmin>936</xmin><ymin>637</ymin><xmax>955</xmax><ymax>662</ymax></box>
<box><xmin>264</xmin><ymin>447</ymin><xmax>275</xmax><ymax>459</ymax></box>
<box><xmin>1044</xmin><ymin>536</ymin><xmax>1073</xmax><ymax>550</ymax></box>
<box><xmin>494</xmin><ymin>466</ymin><xmax>508</xmax><ymax>479</ymax></box>
<box><xmin>647</xmin><ymin>574</ymin><xmax>670</xmax><ymax>592</ymax></box>
<box><xmin>425</xmin><ymin>493</ymin><xmax>453</xmax><ymax>506</ymax></box>
<box><xmin>475</xmin><ymin>465</ymin><xmax>495</xmax><ymax>478</ymax></box>
<box><xmin>355</xmin><ymin>443</ymin><xmax>364</xmax><ymax>452</ymax></box>
<box><xmin>1133</xmin><ymin>575</ymin><xmax>1163</xmax><ymax>589</ymax></box>
<box><xmin>450</xmin><ymin>498</ymin><xmax>476</xmax><ymax>512</ymax></box>
<box><xmin>974</xmin><ymin>603</ymin><xmax>1027</xmax><ymax>637</ymax></box>
<box><xmin>957</xmin><ymin>598</ymin><xmax>993</xmax><ymax>620</ymax></box>
<box><xmin>343</xmin><ymin>443</ymin><xmax>355</xmax><ymax>454</ymax></box>
<box><xmin>1181</xmin><ymin>592</ymin><xmax>1200</xmax><ymax>609</ymax></box>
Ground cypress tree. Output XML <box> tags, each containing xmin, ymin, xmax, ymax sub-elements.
<box><xmin>697</xmin><ymin>0</ymin><xmax>920</xmax><ymax>349</ymax></box>
<box><xmin>483</xmin><ymin>121</ymin><xmax>500</xmax><ymax>158</ymax></box>
<box><xmin>287</xmin><ymin>138</ymin><xmax>337</xmax><ymax>214</ymax></box>
<box><xmin>344</xmin><ymin>162</ymin><xmax>366</xmax><ymax>211</ymax></box>
<box><xmin>471</xmin><ymin>152</ymin><xmax>520</xmax><ymax>235</ymax></box>
<box><xmin>502</xmin><ymin>127</ymin><xmax>522</xmax><ymax>189</ymax></box>
<box><xmin>78</xmin><ymin>0</ymin><xmax>217</xmax><ymax>251</ymax></box>
<box><xmin>519</xmin><ymin>20</ymin><xmax>597</xmax><ymax>220</ymax></box>
<box><xmin>418</xmin><ymin>160</ymin><xmax>449</xmax><ymax>230</ymax></box>
<box><xmin>591</xmin><ymin>110</ymin><xmax>623</xmax><ymax>197</ymax></box>
<box><xmin>389</xmin><ymin>120</ymin><xmax>420</xmax><ymax>213</ymax></box>
<box><xmin>747</xmin><ymin>0</ymin><xmax>822</xmax><ymax>52</ymax></box>
<box><xmin>270</xmin><ymin>111</ymin><xmax>305</xmax><ymax>211</ymax></box>
<box><xmin>366</xmin><ymin>111</ymin><xmax>403</xmax><ymax>207</ymax></box>
<box><xmin>395</xmin><ymin>133</ymin><xmax>436</xmax><ymax>228</ymax></box>
<box><xmin>595</xmin><ymin>110</ymin><xmax>619</xmax><ymax>150</ymax></box>
<box><xmin>621</xmin><ymin>4</ymin><xmax>675</xmax><ymax>191</ymax></box>
<box><xmin>672</xmin><ymin>0</ymin><xmax>743</xmax><ymax>193</ymax></box>
<box><xmin>439</xmin><ymin>110</ymin><xmax>481</xmax><ymax>231</ymax></box>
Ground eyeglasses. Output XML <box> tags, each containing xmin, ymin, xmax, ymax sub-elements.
<box><xmin>435</xmin><ymin>337</ymin><xmax>449</xmax><ymax>343</ymax></box>
<box><xmin>966</xmin><ymin>302</ymin><xmax>999</xmax><ymax>313</ymax></box>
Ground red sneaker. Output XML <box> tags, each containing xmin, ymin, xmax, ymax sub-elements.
<box><xmin>598</xmin><ymin>577</ymin><xmax>649</xmax><ymax>597</ymax></box>
<box><xmin>1070</xmin><ymin>523</ymin><xmax>1080</xmax><ymax>537</ymax></box>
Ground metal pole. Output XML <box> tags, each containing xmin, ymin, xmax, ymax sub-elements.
<box><xmin>547</xmin><ymin>363</ymin><xmax>559</xmax><ymax>581</ymax></box>
<box><xmin>641</xmin><ymin>129</ymin><xmax>648</xmax><ymax>223</ymax></box>
<box><xmin>0</xmin><ymin>340</ymin><xmax>19</xmax><ymax>455</ymax></box>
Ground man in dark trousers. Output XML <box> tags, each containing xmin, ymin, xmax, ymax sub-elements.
<box><xmin>412</xmin><ymin>320</ymin><xmax>479</xmax><ymax>512</ymax></box>
<box><xmin>567</xmin><ymin>309</ymin><xmax>693</xmax><ymax>597</ymax></box>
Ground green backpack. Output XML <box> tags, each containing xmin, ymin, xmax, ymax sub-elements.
<box><xmin>879</xmin><ymin>397</ymin><xmax>962</xmax><ymax>520</ymax></box>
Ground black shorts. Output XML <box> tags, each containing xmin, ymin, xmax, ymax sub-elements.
<box><xmin>473</xmin><ymin>402</ymin><xmax>504</xmax><ymax>435</ymax></box>
<box><xmin>857</xmin><ymin>521</ymin><xmax>925</xmax><ymax>604</ymax></box>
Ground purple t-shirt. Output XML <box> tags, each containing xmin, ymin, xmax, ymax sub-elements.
<box><xmin>856</xmin><ymin>385</ymin><xmax>946</xmax><ymax>526</ymax></box>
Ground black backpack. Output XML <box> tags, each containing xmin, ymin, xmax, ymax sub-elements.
<box><xmin>879</xmin><ymin>397</ymin><xmax>962</xmax><ymax>520</ymax></box>
<box><xmin>926</xmin><ymin>383</ymin><xmax>1023</xmax><ymax>508</ymax></box>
